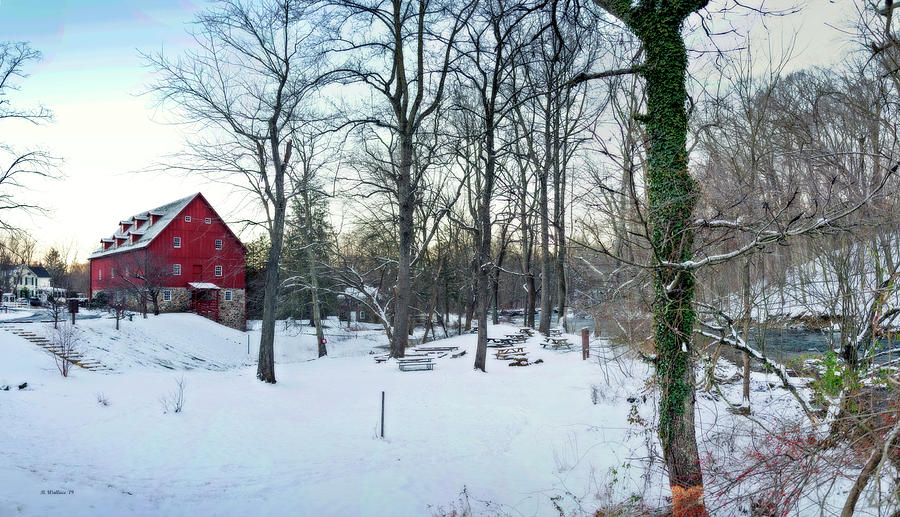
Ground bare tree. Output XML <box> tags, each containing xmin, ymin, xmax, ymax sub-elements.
<box><xmin>325</xmin><ymin>0</ymin><xmax>474</xmax><ymax>357</ymax></box>
<box><xmin>452</xmin><ymin>0</ymin><xmax>546</xmax><ymax>371</ymax></box>
<box><xmin>51</xmin><ymin>322</ymin><xmax>80</xmax><ymax>378</ymax></box>
<box><xmin>145</xmin><ymin>0</ymin><xmax>322</xmax><ymax>383</ymax></box>
<box><xmin>280</xmin><ymin>129</ymin><xmax>336</xmax><ymax>358</ymax></box>
<box><xmin>110</xmin><ymin>249</ymin><xmax>173</xmax><ymax>317</ymax></box>
<box><xmin>0</xmin><ymin>42</ymin><xmax>59</xmax><ymax>230</ymax></box>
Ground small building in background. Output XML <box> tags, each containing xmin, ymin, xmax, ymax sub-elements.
<box><xmin>0</xmin><ymin>264</ymin><xmax>59</xmax><ymax>301</ymax></box>
<box><xmin>88</xmin><ymin>193</ymin><xmax>247</xmax><ymax>330</ymax></box>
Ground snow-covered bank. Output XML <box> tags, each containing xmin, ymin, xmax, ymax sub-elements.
<box><xmin>0</xmin><ymin>318</ymin><xmax>886</xmax><ymax>516</ymax></box>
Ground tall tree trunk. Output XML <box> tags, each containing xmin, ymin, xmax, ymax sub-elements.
<box><xmin>392</xmin><ymin>134</ymin><xmax>414</xmax><ymax>358</ymax></box>
<box><xmin>590</xmin><ymin>2</ymin><xmax>710</xmax><ymax>513</ymax></box>
<box><xmin>642</xmin><ymin>22</ymin><xmax>705</xmax><ymax>517</ymax></box>
<box><xmin>306</xmin><ymin>229</ymin><xmax>326</xmax><ymax>357</ymax></box>
<box><xmin>519</xmin><ymin>164</ymin><xmax>536</xmax><ymax>329</ymax></box>
<box><xmin>491</xmin><ymin>227</ymin><xmax>508</xmax><ymax>325</ymax></box>
<box><xmin>474</xmin><ymin>120</ymin><xmax>497</xmax><ymax>372</ymax></box>
<box><xmin>741</xmin><ymin>258</ymin><xmax>752</xmax><ymax>404</ymax></box>
<box><xmin>258</xmin><ymin>202</ymin><xmax>286</xmax><ymax>383</ymax></box>
<box><xmin>553</xmin><ymin>124</ymin><xmax>568</xmax><ymax>333</ymax></box>
<box><xmin>538</xmin><ymin>111</ymin><xmax>552</xmax><ymax>334</ymax></box>
<box><xmin>423</xmin><ymin>257</ymin><xmax>443</xmax><ymax>342</ymax></box>
<box><xmin>257</xmin><ymin>135</ymin><xmax>292</xmax><ymax>384</ymax></box>
<box><xmin>525</xmin><ymin>270</ymin><xmax>536</xmax><ymax>327</ymax></box>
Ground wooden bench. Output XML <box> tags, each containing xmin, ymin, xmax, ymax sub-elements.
<box><xmin>397</xmin><ymin>357</ymin><xmax>435</xmax><ymax>371</ymax></box>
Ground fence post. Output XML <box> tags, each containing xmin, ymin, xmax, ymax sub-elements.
<box><xmin>581</xmin><ymin>327</ymin><xmax>590</xmax><ymax>360</ymax></box>
<box><xmin>380</xmin><ymin>391</ymin><xmax>385</xmax><ymax>439</ymax></box>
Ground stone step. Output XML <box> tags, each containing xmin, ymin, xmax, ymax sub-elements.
<box><xmin>5</xmin><ymin>325</ymin><xmax>112</xmax><ymax>373</ymax></box>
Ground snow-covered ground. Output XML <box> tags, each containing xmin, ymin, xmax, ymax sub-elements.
<box><xmin>0</xmin><ymin>314</ymin><xmax>884</xmax><ymax>516</ymax></box>
<box><xmin>0</xmin><ymin>308</ymin><xmax>33</xmax><ymax>321</ymax></box>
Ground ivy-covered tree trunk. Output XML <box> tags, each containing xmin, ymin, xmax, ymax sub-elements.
<box><xmin>644</xmin><ymin>24</ymin><xmax>704</xmax><ymax>514</ymax></box>
<box><xmin>590</xmin><ymin>1</ymin><xmax>709</xmax><ymax>515</ymax></box>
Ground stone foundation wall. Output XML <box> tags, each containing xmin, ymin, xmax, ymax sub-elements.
<box><xmin>96</xmin><ymin>286</ymin><xmax>245</xmax><ymax>331</ymax></box>
<box><xmin>218</xmin><ymin>289</ymin><xmax>246</xmax><ymax>330</ymax></box>
<box><xmin>158</xmin><ymin>288</ymin><xmax>190</xmax><ymax>313</ymax></box>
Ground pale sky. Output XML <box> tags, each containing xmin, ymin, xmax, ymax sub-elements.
<box><xmin>0</xmin><ymin>0</ymin><xmax>855</xmax><ymax>263</ymax></box>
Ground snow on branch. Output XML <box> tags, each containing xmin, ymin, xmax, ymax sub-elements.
<box><xmin>696</xmin><ymin>303</ymin><xmax>821</xmax><ymax>427</ymax></box>
<box><xmin>668</xmin><ymin>164</ymin><xmax>898</xmax><ymax>271</ymax></box>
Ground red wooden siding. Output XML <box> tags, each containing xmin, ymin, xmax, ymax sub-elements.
<box><xmin>90</xmin><ymin>194</ymin><xmax>246</xmax><ymax>296</ymax></box>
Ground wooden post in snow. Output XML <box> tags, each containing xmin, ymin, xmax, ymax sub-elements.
<box><xmin>581</xmin><ymin>328</ymin><xmax>590</xmax><ymax>360</ymax></box>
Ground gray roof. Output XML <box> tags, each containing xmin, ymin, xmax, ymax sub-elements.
<box><xmin>1</xmin><ymin>264</ymin><xmax>50</xmax><ymax>277</ymax></box>
<box><xmin>88</xmin><ymin>193</ymin><xmax>198</xmax><ymax>260</ymax></box>
<box><xmin>29</xmin><ymin>265</ymin><xmax>51</xmax><ymax>278</ymax></box>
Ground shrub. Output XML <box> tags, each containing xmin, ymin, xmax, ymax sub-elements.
<box><xmin>52</xmin><ymin>322</ymin><xmax>80</xmax><ymax>377</ymax></box>
<box><xmin>160</xmin><ymin>377</ymin><xmax>186</xmax><ymax>414</ymax></box>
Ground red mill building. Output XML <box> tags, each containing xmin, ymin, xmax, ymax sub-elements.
<box><xmin>89</xmin><ymin>193</ymin><xmax>247</xmax><ymax>330</ymax></box>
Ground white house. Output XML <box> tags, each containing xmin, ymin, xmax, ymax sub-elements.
<box><xmin>1</xmin><ymin>265</ymin><xmax>59</xmax><ymax>301</ymax></box>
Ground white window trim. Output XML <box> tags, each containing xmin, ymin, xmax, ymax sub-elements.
<box><xmin>173</xmin><ymin>264</ymin><xmax>182</xmax><ymax>276</ymax></box>
<box><xmin>215</xmin><ymin>239</ymin><xmax>223</xmax><ymax>250</ymax></box>
<box><xmin>185</xmin><ymin>216</ymin><xmax>191</xmax><ymax>222</ymax></box>
<box><xmin>224</xmin><ymin>290</ymin><xmax>232</xmax><ymax>301</ymax></box>
<box><xmin>205</xmin><ymin>217</ymin><xmax>211</xmax><ymax>224</ymax></box>
<box><xmin>163</xmin><ymin>289</ymin><xmax>171</xmax><ymax>302</ymax></box>
<box><xmin>215</xmin><ymin>265</ymin><xmax>223</xmax><ymax>277</ymax></box>
<box><xmin>98</xmin><ymin>270</ymin><xmax>102</xmax><ymax>280</ymax></box>
<box><xmin>110</xmin><ymin>269</ymin><xmax>115</xmax><ymax>279</ymax></box>
<box><xmin>173</xmin><ymin>236</ymin><xmax>181</xmax><ymax>248</ymax></box>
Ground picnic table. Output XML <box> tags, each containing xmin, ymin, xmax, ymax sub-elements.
<box><xmin>397</xmin><ymin>356</ymin><xmax>435</xmax><ymax>371</ymax></box>
<box><xmin>505</xmin><ymin>333</ymin><xmax>527</xmax><ymax>343</ymax></box>
<box><xmin>546</xmin><ymin>328</ymin><xmax>563</xmax><ymax>337</ymax></box>
<box><xmin>518</xmin><ymin>327</ymin><xmax>535</xmax><ymax>336</ymax></box>
<box><xmin>541</xmin><ymin>336</ymin><xmax>573</xmax><ymax>350</ymax></box>
<box><xmin>494</xmin><ymin>346</ymin><xmax>526</xmax><ymax>360</ymax></box>
<box><xmin>414</xmin><ymin>346</ymin><xmax>459</xmax><ymax>353</ymax></box>
<box><xmin>486</xmin><ymin>337</ymin><xmax>515</xmax><ymax>347</ymax></box>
